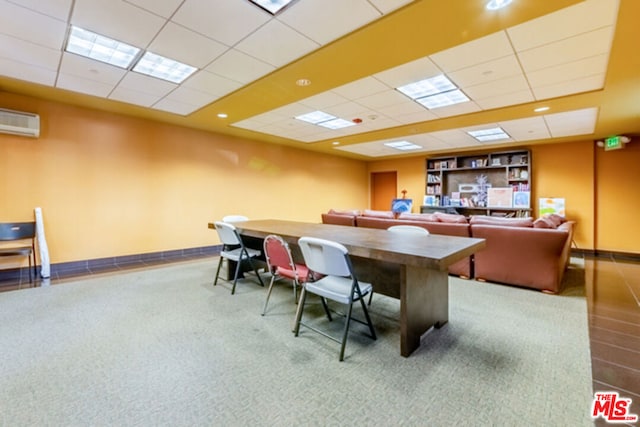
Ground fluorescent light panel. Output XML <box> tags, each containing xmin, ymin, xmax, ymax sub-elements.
<box><xmin>384</xmin><ymin>141</ymin><xmax>422</xmax><ymax>151</ymax></box>
<box><xmin>416</xmin><ymin>90</ymin><xmax>469</xmax><ymax>109</ymax></box>
<box><xmin>467</xmin><ymin>127</ymin><xmax>510</xmax><ymax>142</ymax></box>
<box><xmin>65</xmin><ymin>26</ymin><xmax>140</xmax><ymax>69</ymax></box>
<box><xmin>397</xmin><ymin>75</ymin><xmax>457</xmax><ymax>99</ymax></box>
<box><xmin>397</xmin><ymin>74</ymin><xmax>469</xmax><ymax>109</ymax></box>
<box><xmin>249</xmin><ymin>0</ymin><xmax>295</xmax><ymax>14</ymax></box>
<box><xmin>317</xmin><ymin>118</ymin><xmax>356</xmax><ymax>130</ymax></box>
<box><xmin>295</xmin><ymin>111</ymin><xmax>356</xmax><ymax>130</ymax></box>
<box><xmin>133</xmin><ymin>52</ymin><xmax>197</xmax><ymax>84</ymax></box>
<box><xmin>295</xmin><ymin>111</ymin><xmax>336</xmax><ymax>124</ymax></box>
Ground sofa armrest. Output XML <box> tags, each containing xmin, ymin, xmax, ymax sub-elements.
<box><xmin>321</xmin><ymin>213</ymin><xmax>356</xmax><ymax>226</ymax></box>
<box><xmin>471</xmin><ymin>225</ymin><xmax>572</xmax><ymax>293</ymax></box>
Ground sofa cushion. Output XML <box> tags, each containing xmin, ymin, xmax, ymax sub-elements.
<box><xmin>545</xmin><ymin>213</ymin><xmax>566</xmax><ymax>227</ymax></box>
<box><xmin>533</xmin><ymin>217</ymin><xmax>556</xmax><ymax>228</ymax></box>
<box><xmin>328</xmin><ymin>208</ymin><xmax>361</xmax><ymax>216</ymax></box>
<box><xmin>434</xmin><ymin>212</ymin><xmax>468</xmax><ymax>223</ymax></box>
<box><xmin>362</xmin><ymin>209</ymin><xmax>395</xmax><ymax>219</ymax></box>
<box><xmin>470</xmin><ymin>216</ymin><xmax>533</xmax><ymax>227</ymax></box>
<box><xmin>397</xmin><ymin>212</ymin><xmax>437</xmax><ymax>222</ymax></box>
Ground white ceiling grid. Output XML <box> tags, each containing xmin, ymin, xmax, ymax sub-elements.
<box><xmin>0</xmin><ymin>0</ymin><xmax>619</xmax><ymax>157</ymax></box>
<box><xmin>232</xmin><ymin>0</ymin><xmax>618</xmax><ymax>155</ymax></box>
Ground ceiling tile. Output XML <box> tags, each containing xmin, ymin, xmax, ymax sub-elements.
<box><xmin>123</xmin><ymin>0</ymin><xmax>183</xmax><ymax>19</ymax></box>
<box><xmin>8</xmin><ymin>0</ymin><xmax>73</xmax><ymax>21</ymax></box>
<box><xmin>450</xmin><ymin>55</ymin><xmax>522</xmax><ymax>88</ymax></box>
<box><xmin>235</xmin><ymin>19</ymin><xmax>319</xmax><ymax>67</ymax></box>
<box><xmin>430</xmin><ymin>101</ymin><xmax>482</xmax><ymax>118</ymax></box>
<box><xmin>517</xmin><ymin>27</ymin><xmax>614</xmax><ymax>73</ymax></box>
<box><xmin>508</xmin><ymin>0</ymin><xmax>620</xmax><ymax>52</ymax></box>
<box><xmin>0</xmin><ymin>1</ymin><xmax>67</xmax><ymax>50</ymax></box>
<box><xmin>0</xmin><ymin>57</ymin><xmax>57</xmax><ymax>86</ymax></box>
<box><xmin>354</xmin><ymin>90</ymin><xmax>408</xmax><ymax>110</ymax></box>
<box><xmin>163</xmin><ymin>86</ymin><xmax>220</xmax><ymax>108</ymax></box>
<box><xmin>368</xmin><ymin>0</ymin><xmax>414</xmax><ymax>14</ymax></box>
<box><xmin>116</xmin><ymin>72</ymin><xmax>177</xmax><ymax>97</ymax></box>
<box><xmin>109</xmin><ymin>87</ymin><xmax>163</xmax><ymax>107</ymax></box>
<box><xmin>182</xmin><ymin>70</ymin><xmax>242</xmax><ymax>98</ymax></box>
<box><xmin>71</xmin><ymin>0</ymin><xmax>165</xmax><ymax>47</ymax></box>
<box><xmin>56</xmin><ymin>73</ymin><xmax>115</xmax><ymax>97</ymax></box>
<box><xmin>473</xmin><ymin>89</ymin><xmax>534</xmax><ymax>110</ymax></box>
<box><xmin>278</xmin><ymin>0</ymin><xmax>381</xmax><ymax>45</ymax></box>
<box><xmin>172</xmin><ymin>0</ymin><xmax>270</xmax><ymax>46</ymax></box>
<box><xmin>59</xmin><ymin>52</ymin><xmax>127</xmax><ymax>85</ymax></box>
<box><xmin>323</xmin><ymin>101</ymin><xmax>377</xmax><ymax>118</ymax></box>
<box><xmin>430</xmin><ymin>31</ymin><xmax>513</xmax><ymax>73</ymax></box>
<box><xmin>374</xmin><ymin>56</ymin><xmax>442</xmax><ymax>88</ymax></box>
<box><xmin>430</xmin><ymin>129</ymin><xmax>479</xmax><ymax>146</ymax></box>
<box><xmin>147</xmin><ymin>22</ymin><xmax>228</xmax><ymax>69</ymax></box>
<box><xmin>205</xmin><ymin>49</ymin><xmax>275</xmax><ymax>84</ymax></box>
<box><xmin>526</xmin><ymin>54</ymin><xmax>608</xmax><ymax>88</ymax></box>
<box><xmin>464</xmin><ymin>74</ymin><xmax>530</xmax><ymax>100</ymax></box>
<box><xmin>152</xmin><ymin>98</ymin><xmax>201</xmax><ymax>116</ymax></box>
<box><xmin>299</xmin><ymin>91</ymin><xmax>349</xmax><ymax>110</ymax></box>
<box><xmin>532</xmin><ymin>74</ymin><xmax>605</xmax><ymax>101</ymax></box>
<box><xmin>332</xmin><ymin>76</ymin><xmax>389</xmax><ymax>99</ymax></box>
<box><xmin>392</xmin><ymin>109</ymin><xmax>439</xmax><ymax>125</ymax></box>
<box><xmin>0</xmin><ymin>33</ymin><xmax>61</xmax><ymax>71</ymax></box>
<box><xmin>498</xmin><ymin>117</ymin><xmax>550</xmax><ymax>141</ymax></box>
<box><xmin>544</xmin><ymin>107</ymin><xmax>598</xmax><ymax>137</ymax></box>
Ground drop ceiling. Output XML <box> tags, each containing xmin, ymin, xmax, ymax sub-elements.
<box><xmin>1</xmin><ymin>0</ymin><xmax>639</xmax><ymax>160</ymax></box>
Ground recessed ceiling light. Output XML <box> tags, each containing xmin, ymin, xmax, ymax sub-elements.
<box><xmin>534</xmin><ymin>106</ymin><xmax>550</xmax><ymax>112</ymax></box>
<box><xmin>296</xmin><ymin>78</ymin><xmax>311</xmax><ymax>86</ymax></box>
<box><xmin>133</xmin><ymin>51</ymin><xmax>197</xmax><ymax>84</ymax></box>
<box><xmin>332</xmin><ymin>141</ymin><xmax>340</xmax><ymax>145</ymax></box>
<box><xmin>217</xmin><ymin>113</ymin><xmax>228</xmax><ymax>118</ymax></box>
<box><xmin>248</xmin><ymin>0</ymin><xmax>296</xmax><ymax>15</ymax></box>
<box><xmin>468</xmin><ymin>127</ymin><xmax>511</xmax><ymax>142</ymax></box>
<box><xmin>65</xmin><ymin>26</ymin><xmax>141</xmax><ymax>69</ymax></box>
<box><xmin>384</xmin><ymin>141</ymin><xmax>422</xmax><ymax>151</ymax></box>
<box><xmin>486</xmin><ymin>0</ymin><xmax>513</xmax><ymax>11</ymax></box>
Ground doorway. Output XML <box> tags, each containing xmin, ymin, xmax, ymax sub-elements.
<box><xmin>370</xmin><ymin>171</ymin><xmax>397</xmax><ymax>211</ymax></box>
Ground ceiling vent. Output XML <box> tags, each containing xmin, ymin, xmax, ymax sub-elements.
<box><xmin>0</xmin><ymin>108</ymin><xmax>40</xmax><ymax>138</ymax></box>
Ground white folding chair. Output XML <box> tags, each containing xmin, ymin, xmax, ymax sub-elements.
<box><xmin>294</xmin><ymin>237</ymin><xmax>376</xmax><ymax>361</ymax></box>
<box><xmin>213</xmin><ymin>221</ymin><xmax>264</xmax><ymax>294</ymax></box>
<box><xmin>222</xmin><ymin>215</ymin><xmax>249</xmax><ymax>223</ymax></box>
<box><xmin>387</xmin><ymin>225</ymin><xmax>430</xmax><ymax>235</ymax></box>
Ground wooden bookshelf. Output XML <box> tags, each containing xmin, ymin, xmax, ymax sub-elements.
<box><xmin>423</xmin><ymin>149</ymin><xmax>531</xmax><ymax>217</ymax></box>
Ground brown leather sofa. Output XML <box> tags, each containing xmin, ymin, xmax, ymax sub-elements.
<box><xmin>321</xmin><ymin>209</ymin><xmax>575</xmax><ymax>293</ymax></box>
<box><xmin>469</xmin><ymin>215</ymin><xmax>574</xmax><ymax>294</ymax></box>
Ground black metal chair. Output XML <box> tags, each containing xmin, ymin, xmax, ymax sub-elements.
<box><xmin>0</xmin><ymin>222</ymin><xmax>37</xmax><ymax>284</ymax></box>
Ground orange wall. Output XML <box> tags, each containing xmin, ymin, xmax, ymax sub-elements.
<box><xmin>2</xmin><ymin>91</ymin><xmax>638</xmax><ymax>269</ymax></box>
<box><xmin>0</xmin><ymin>92</ymin><xmax>368</xmax><ymax>265</ymax></box>
<box><xmin>530</xmin><ymin>141</ymin><xmax>595</xmax><ymax>250</ymax></box>
<box><xmin>595</xmin><ymin>138</ymin><xmax>640</xmax><ymax>253</ymax></box>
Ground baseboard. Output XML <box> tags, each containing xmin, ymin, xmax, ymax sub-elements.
<box><xmin>0</xmin><ymin>245</ymin><xmax>221</xmax><ymax>282</ymax></box>
<box><xmin>571</xmin><ymin>248</ymin><xmax>640</xmax><ymax>262</ymax></box>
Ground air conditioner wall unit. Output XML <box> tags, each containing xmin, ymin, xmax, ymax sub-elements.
<box><xmin>0</xmin><ymin>108</ymin><xmax>40</xmax><ymax>138</ymax></box>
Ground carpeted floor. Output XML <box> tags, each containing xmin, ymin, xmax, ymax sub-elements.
<box><xmin>0</xmin><ymin>258</ymin><xmax>592</xmax><ymax>426</ymax></box>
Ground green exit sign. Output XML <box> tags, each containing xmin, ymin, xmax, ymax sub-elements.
<box><xmin>604</xmin><ymin>136</ymin><xmax>623</xmax><ymax>151</ymax></box>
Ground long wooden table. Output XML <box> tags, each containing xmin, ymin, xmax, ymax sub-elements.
<box><xmin>233</xmin><ymin>219</ymin><xmax>485</xmax><ymax>357</ymax></box>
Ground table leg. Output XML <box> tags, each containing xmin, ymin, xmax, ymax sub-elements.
<box><xmin>400</xmin><ymin>266</ymin><xmax>449</xmax><ymax>357</ymax></box>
